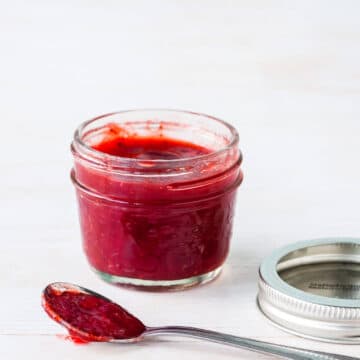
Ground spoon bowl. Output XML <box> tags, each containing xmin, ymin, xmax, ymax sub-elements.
<box><xmin>42</xmin><ymin>282</ymin><xmax>146</xmax><ymax>343</ymax></box>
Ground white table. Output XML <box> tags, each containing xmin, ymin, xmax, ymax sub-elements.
<box><xmin>1</xmin><ymin>1</ymin><xmax>360</xmax><ymax>358</ymax></box>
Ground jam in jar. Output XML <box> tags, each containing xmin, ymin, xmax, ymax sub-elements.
<box><xmin>71</xmin><ymin>110</ymin><xmax>243</xmax><ymax>290</ymax></box>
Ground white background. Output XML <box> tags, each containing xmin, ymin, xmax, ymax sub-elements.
<box><xmin>1</xmin><ymin>0</ymin><xmax>360</xmax><ymax>358</ymax></box>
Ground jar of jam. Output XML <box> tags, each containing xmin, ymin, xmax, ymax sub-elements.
<box><xmin>71</xmin><ymin>110</ymin><xmax>243</xmax><ymax>290</ymax></box>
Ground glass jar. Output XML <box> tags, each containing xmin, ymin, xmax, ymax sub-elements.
<box><xmin>71</xmin><ymin>110</ymin><xmax>243</xmax><ymax>290</ymax></box>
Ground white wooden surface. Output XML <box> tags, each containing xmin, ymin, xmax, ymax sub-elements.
<box><xmin>1</xmin><ymin>1</ymin><xmax>360</xmax><ymax>358</ymax></box>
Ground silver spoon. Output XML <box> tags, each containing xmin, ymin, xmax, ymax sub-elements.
<box><xmin>42</xmin><ymin>282</ymin><xmax>359</xmax><ymax>360</ymax></box>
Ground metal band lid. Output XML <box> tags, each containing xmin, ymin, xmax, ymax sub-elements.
<box><xmin>257</xmin><ymin>237</ymin><xmax>360</xmax><ymax>343</ymax></box>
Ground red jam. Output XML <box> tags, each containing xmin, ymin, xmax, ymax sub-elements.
<box><xmin>92</xmin><ymin>127</ymin><xmax>210</xmax><ymax>160</ymax></box>
<box><xmin>42</xmin><ymin>286</ymin><xmax>145</xmax><ymax>342</ymax></box>
<box><xmin>71</xmin><ymin>111</ymin><xmax>242</xmax><ymax>288</ymax></box>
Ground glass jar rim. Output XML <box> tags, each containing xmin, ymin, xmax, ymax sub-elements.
<box><xmin>73</xmin><ymin>109</ymin><xmax>239</xmax><ymax>167</ymax></box>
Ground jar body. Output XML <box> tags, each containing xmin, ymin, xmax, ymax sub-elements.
<box><xmin>71</xmin><ymin>110</ymin><xmax>243</xmax><ymax>290</ymax></box>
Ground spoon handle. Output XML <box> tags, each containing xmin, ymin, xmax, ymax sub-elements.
<box><xmin>145</xmin><ymin>326</ymin><xmax>358</xmax><ymax>360</ymax></box>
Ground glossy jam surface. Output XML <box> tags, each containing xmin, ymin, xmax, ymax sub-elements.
<box><xmin>42</xmin><ymin>286</ymin><xmax>145</xmax><ymax>342</ymax></box>
<box><xmin>92</xmin><ymin>125</ymin><xmax>210</xmax><ymax>160</ymax></box>
<box><xmin>73</xmin><ymin>122</ymin><xmax>242</xmax><ymax>284</ymax></box>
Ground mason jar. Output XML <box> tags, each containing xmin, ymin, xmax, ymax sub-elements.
<box><xmin>71</xmin><ymin>109</ymin><xmax>243</xmax><ymax>290</ymax></box>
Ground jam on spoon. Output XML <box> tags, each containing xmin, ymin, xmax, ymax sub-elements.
<box><xmin>41</xmin><ymin>282</ymin><xmax>358</xmax><ymax>360</ymax></box>
<box><xmin>42</xmin><ymin>282</ymin><xmax>145</xmax><ymax>343</ymax></box>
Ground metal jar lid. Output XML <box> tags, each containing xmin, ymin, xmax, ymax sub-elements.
<box><xmin>257</xmin><ymin>237</ymin><xmax>360</xmax><ymax>343</ymax></box>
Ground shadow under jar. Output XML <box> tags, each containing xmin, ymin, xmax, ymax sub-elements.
<box><xmin>71</xmin><ymin>110</ymin><xmax>243</xmax><ymax>290</ymax></box>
